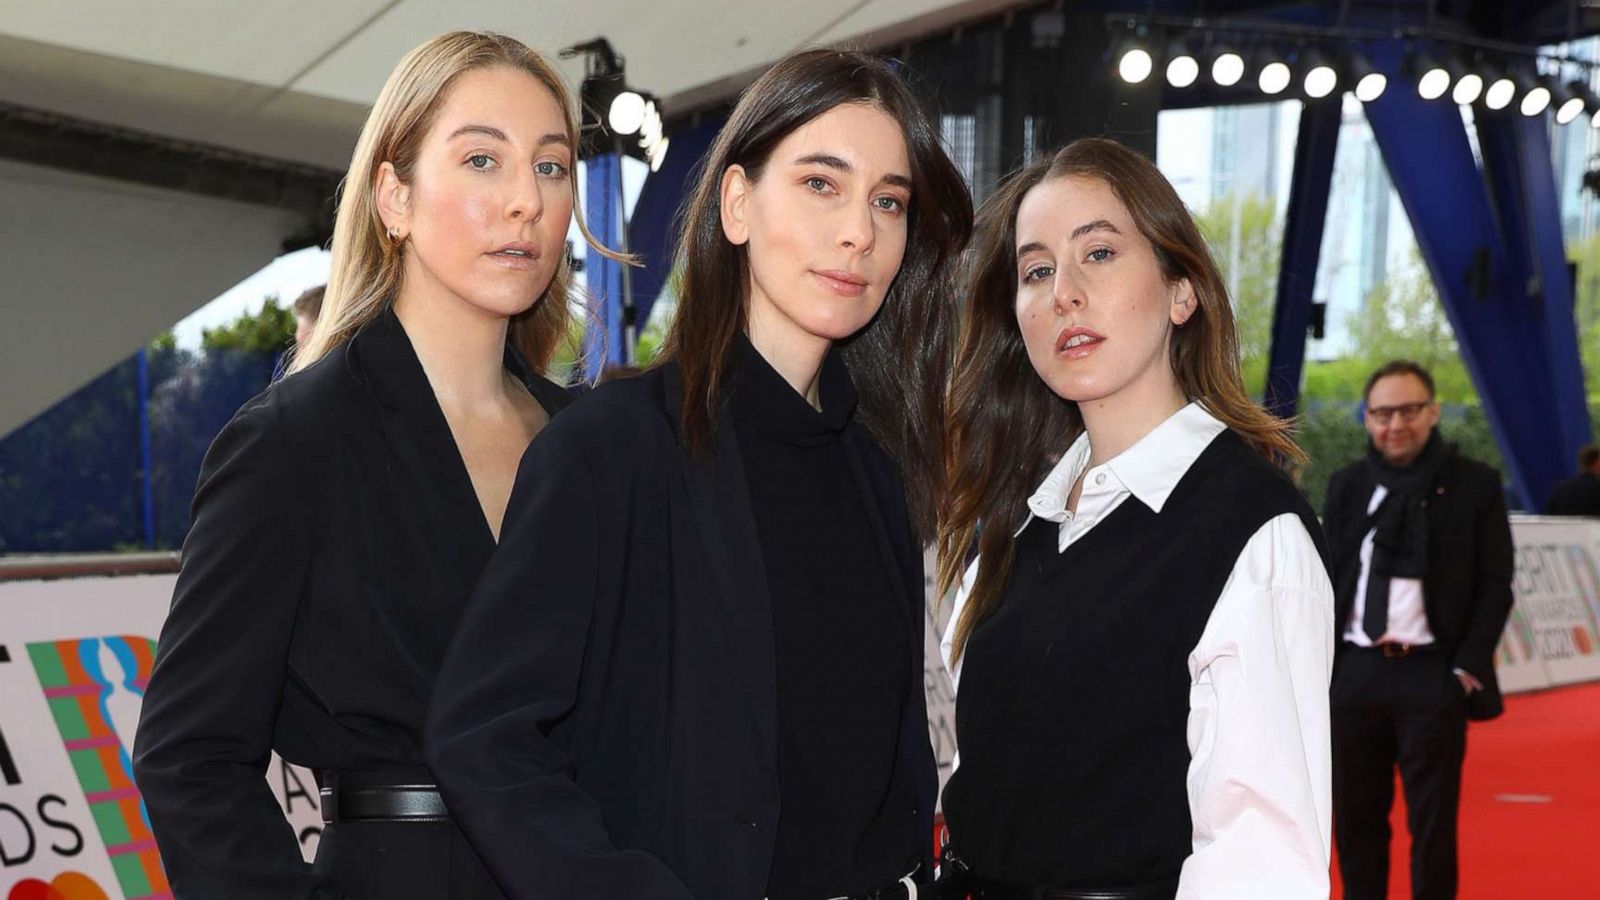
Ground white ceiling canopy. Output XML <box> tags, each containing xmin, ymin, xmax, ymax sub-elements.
<box><xmin>0</xmin><ymin>0</ymin><xmax>1020</xmax><ymax>170</ymax></box>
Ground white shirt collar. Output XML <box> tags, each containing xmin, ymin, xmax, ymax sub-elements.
<box><xmin>1017</xmin><ymin>402</ymin><xmax>1228</xmax><ymax>535</ymax></box>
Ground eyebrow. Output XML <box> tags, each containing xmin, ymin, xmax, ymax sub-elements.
<box><xmin>793</xmin><ymin>152</ymin><xmax>913</xmax><ymax>191</ymax></box>
<box><xmin>1069</xmin><ymin>219</ymin><xmax>1121</xmax><ymax>241</ymax></box>
<box><xmin>447</xmin><ymin>125</ymin><xmax>571</xmax><ymax>148</ymax></box>
<box><xmin>449</xmin><ymin>124</ymin><xmax>509</xmax><ymax>142</ymax></box>
<box><xmin>1016</xmin><ymin>241</ymin><xmax>1049</xmax><ymax>257</ymax></box>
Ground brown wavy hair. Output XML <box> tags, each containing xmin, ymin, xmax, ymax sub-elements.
<box><xmin>939</xmin><ymin>137</ymin><xmax>1304</xmax><ymax>666</ymax></box>
<box><xmin>660</xmin><ymin>49</ymin><xmax>973</xmax><ymax>537</ymax></box>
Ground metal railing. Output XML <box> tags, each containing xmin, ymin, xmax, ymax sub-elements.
<box><xmin>0</xmin><ymin>552</ymin><xmax>180</xmax><ymax>582</ymax></box>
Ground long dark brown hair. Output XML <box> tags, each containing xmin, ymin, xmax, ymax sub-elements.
<box><xmin>660</xmin><ymin>49</ymin><xmax>973</xmax><ymax>538</ymax></box>
<box><xmin>939</xmin><ymin>137</ymin><xmax>1304</xmax><ymax>666</ymax></box>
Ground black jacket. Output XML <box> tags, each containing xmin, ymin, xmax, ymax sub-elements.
<box><xmin>425</xmin><ymin>362</ymin><xmax>937</xmax><ymax>900</ymax></box>
<box><xmin>1321</xmin><ymin>450</ymin><xmax>1515</xmax><ymax>719</ymax></box>
<box><xmin>132</xmin><ymin>310</ymin><xmax>571</xmax><ymax>898</ymax></box>
<box><xmin>1544</xmin><ymin>471</ymin><xmax>1600</xmax><ymax>516</ymax></box>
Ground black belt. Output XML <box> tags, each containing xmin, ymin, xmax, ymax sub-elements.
<box><xmin>320</xmin><ymin>782</ymin><xmax>449</xmax><ymax>824</ymax></box>
<box><xmin>936</xmin><ymin>854</ymin><xmax>1176</xmax><ymax>900</ymax></box>
<box><xmin>1345</xmin><ymin>640</ymin><xmax>1437</xmax><ymax>659</ymax></box>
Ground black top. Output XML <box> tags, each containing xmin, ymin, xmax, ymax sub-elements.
<box><xmin>425</xmin><ymin>359</ymin><xmax>936</xmax><ymax>900</ymax></box>
<box><xmin>1323</xmin><ymin>448</ymin><xmax>1515</xmax><ymax>720</ymax></box>
<box><xmin>730</xmin><ymin>338</ymin><xmax>917</xmax><ymax>899</ymax></box>
<box><xmin>132</xmin><ymin>309</ymin><xmax>572</xmax><ymax>899</ymax></box>
<box><xmin>941</xmin><ymin>431</ymin><xmax>1324</xmax><ymax>889</ymax></box>
<box><xmin>1545</xmin><ymin>471</ymin><xmax>1600</xmax><ymax>516</ymax></box>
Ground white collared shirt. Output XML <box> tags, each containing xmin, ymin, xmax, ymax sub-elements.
<box><xmin>940</xmin><ymin>403</ymin><xmax>1334</xmax><ymax>900</ymax></box>
<box><xmin>1341</xmin><ymin>484</ymin><xmax>1435</xmax><ymax>646</ymax></box>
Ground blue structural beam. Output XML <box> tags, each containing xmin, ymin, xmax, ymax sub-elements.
<box><xmin>1263</xmin><ymin>97</ymin><xmax>1340</xmax><ymax>422</ymax></box>
<box><xmin>1476</xmin><ymin>113</ymin><xmax>1593</xmax><ymax>465</ymax></box>
<box><xmin>584</xmin><ymin>152</ymin><xmax>625</xmax><ymax>380</ymax></box>
<box><xmin>1362</xmin><ymin>38</ymin><xmax>1571</xmax><ymax>510</ymax></box>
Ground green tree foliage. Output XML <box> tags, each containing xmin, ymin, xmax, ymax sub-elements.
<box><xmin>201</xmin><ymin>297</ymin><xmax>296</xmax><ymax>355</ymax></box>
<box><xmin>1294</xmin><ymin>261</ymin><xmax>1506</xmax><ymax>507</ymax></box>
<box><xmin>1570</xmin><ymin>233</ymin><xmax>1600</xmax><ymax>396</ymax></box>
<box><xmin>1196</xmin><ymin>193</ymin><xmax>1281</xmax><ymax>396</ymax></box>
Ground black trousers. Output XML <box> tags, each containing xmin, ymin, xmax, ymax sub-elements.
<box><xmin>311</xmin><ymin>818</ymin><xmax>507</xmax><ymax>900</ymax></box>
<box><xmin>1331</xmin><ymin>645</ymin><xmax>1469</xmax><ymax>900</ymax></box>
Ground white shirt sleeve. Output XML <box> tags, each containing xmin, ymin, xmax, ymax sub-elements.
<box><xmin>1178</xmin><ymin>513</ymin><xmax>1334</xmax><ymax>900</ymax></box>
<box><xmin>940</xmin><ymin>557</ymin><xmax>980</xmax><ymax>695</ymax></box>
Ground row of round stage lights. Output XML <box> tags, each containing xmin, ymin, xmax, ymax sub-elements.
<box><xmin>1116</xmin><ymin>41</ymin><xmax>1600</xmax><ymax>125</ymax></box>
<box><xmin>1115</xmin><ymin>43</ymin><xmax>1388</xmax><ymax>102</ymax></box>
<box><xmin>1411</xmin><ymin>53</ymin><xmax>1600</xmax><ymax>125</ymax></box>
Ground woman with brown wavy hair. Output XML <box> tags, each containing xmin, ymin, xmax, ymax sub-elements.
<box><xmin>935</xmin><ymin>138</ymin><xmax>1334</xmax><ymax>900</ymax></box>
<box><xmin>427</xmin><ymin>48</ymin><xmax>971</xmax><ymax>900</ymax></box>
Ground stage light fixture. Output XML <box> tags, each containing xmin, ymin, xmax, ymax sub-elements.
<box><xmin>1412</xmin><ymin>52</ymin><xmax>1451</xmax><ymax>100</ymax></box>
<box><xmin>1572</xmin><ymin>82</ymin><xmax>1600</xmax><ymax>126</ymax></box>
<box><xmin>1554</xmin><ymin>79</ymin><xmax>1586</xmax><ymax>124</ymax></box>
<box><xmin>608</xmin><ymin>91</ymin><xmax>646</xmax><ymax>135</ymax></box>
<box><xmin>1166</xmin><ymin>39</ymin><xmax>1199</xmax><ymax>88</ymax></box>
<box><xmin>1350</xmin><ymin>50</ymin><xmax>1387</xmax><ymax>102</ymax></box>
<box><xmin>1450</xmin><ymin>73</ymin><xmax>1484</xmax><ymax>105</ymax></box>
<box><xmin>1258</xmin><ymin>51</ymin><xmax>1292</xmax><ymax>95</ymax></box>
<box><xmin>1483</xmin><ymin>66</ymin><xmax>1516</xmax><ymax>110</ymax></box>
<box><xmin>1212</xmin><ymin>45</ymin><xmax>1245</xmax><ymax>86</ymax></box>
<box><xmin>1516</xmin><ymin>68</ymin><xmax>1552</xmax><ymax>116</ymax></box>
<box><xmin>1117</xmin><ymin>40</ymin><xmax>1155</xmax><ymax>84</ymax></box>
<box><xmin>1302</xmin><ymin>47</ymin><xmax>1338</xmax><ymax>98</ymax></box>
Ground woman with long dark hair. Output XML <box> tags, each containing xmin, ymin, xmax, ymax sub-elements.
<box><xmin>426</xmin><ymin>49</ymin><xmax>971</xmax><ymax>900</ymax></box>
<box><xmin>132</xmin><ymin>31</ymin><xmax>617</xmax><ymax>899</ymax></box>
<box><xmin>936</xmin><ymin>139</ymin><xmax>1334</xmax><ymax>900</ymax></box>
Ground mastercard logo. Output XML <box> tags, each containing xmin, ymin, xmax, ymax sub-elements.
<box><xmin>7</xmin><ymin>873</ymin><xmax>109</xmax><ymax>900</ymax></box>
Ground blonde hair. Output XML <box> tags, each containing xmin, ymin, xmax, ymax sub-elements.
<box><xmin>291</xmin><ymin>30</ymin><xmax>623</xmax><ymax>375</ymax></box>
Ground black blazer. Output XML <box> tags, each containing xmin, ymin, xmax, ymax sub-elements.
<box><xmin>425</xmin><ymin>362</ymin><xmax>937</xmax><ymax>900</ymax></box>
<box><xmin>132</xmin><ymin>309</ymin><xmax>571</xmax><ymax>899</ymax></box>
<box><xmin>1544</xmin><ymin>471</ymin><xmax>1600</xmax><ymax>516</ymax></box>
<box><xmin>1321</xmin><ymin>451</ymin><xmax>1515</xmax><ymax>719</ymax></box>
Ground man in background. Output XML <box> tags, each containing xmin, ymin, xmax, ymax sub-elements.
<box><xmin>1321</xmin><ymin>359</ymin><xmax>1515</xmax><ymax>900</ymax></box>
<box><xmin>292</xmin><ymin>285</ymin><xmax>325</xmax><ymax>349</ymax></box>
<box><xmin>1544</xmin><ymin>443</ymin><xmax>1600</xmax><ymax>516</ymax></box>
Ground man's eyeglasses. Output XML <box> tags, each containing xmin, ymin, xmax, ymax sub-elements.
<box><xmin>1366</xmin><ymin>401</ymin><xmax>1433</xmax><ymax>425</ymax></box>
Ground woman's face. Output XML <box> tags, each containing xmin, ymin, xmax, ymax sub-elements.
<box><xmin>720</xmin><ymin>101</ymin><xmax>913</xmax><ymax>352</ymax></box>
<box><xmin>377</xmin><ymin>65</ymin><xmax>574</xmax><ymax>320</ymax></box>
<box><xmin>1012</xmin><ymin>175</ymin><xmax>1195</xmax><ymax>409</ymax></box>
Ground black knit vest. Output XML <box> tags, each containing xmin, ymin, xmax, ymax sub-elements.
<box><xmin>942</xmin><ymin>429</ymin><xmax>1324</xmax><ymax>889</ymax></box>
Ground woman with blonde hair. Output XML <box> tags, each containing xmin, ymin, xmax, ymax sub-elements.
<box><xmin>935</xmin><ymin>138</ymin><xmax>1334</xmax><ymax>899</ymax></box>
<box><xmin>133</xmin><ymin>30</ymin><xmax>615</xmax><ymax>899</ymax></box>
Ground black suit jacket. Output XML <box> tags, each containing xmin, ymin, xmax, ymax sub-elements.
<box><xmin>132</xmin><ymin>309</ymin><xmax>571</xmax><ymax>899</ymax></box>
<box><xmin>1544</xmin><ymin>471</ymin><xmax>1600</xmax><ymax>516</ymax></box>
<box><xmin>425</xmin><ymin>362</ymin><xmax>937</xmax><ymax>900</ymax></box>
<box><xmin>1321</xmin><ymin>451</ymin><xmax>1515</xmax><ymax>719</ymax></box>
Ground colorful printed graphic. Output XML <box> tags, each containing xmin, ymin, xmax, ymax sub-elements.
<box><xmin>1562</xmin><ymin>545</ymin><xmax>1600</xmax><ymax>656</ymax></box>
<box><xmin>26</xmin><ymin>638</ymin><xmax>170</xmax><ymax>900</ymax></box>
<box><xmin>7</xmin><ymin>872</ymin><xmax>110</xmax><ymax>900</ymax></box>
<box><xmin>1495</xmin><ymin>601</ymin><xmax>1540</xmax><ymax>667</ymax></box>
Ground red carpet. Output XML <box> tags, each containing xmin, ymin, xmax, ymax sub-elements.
<box><xmin>1332</xmin><ymin>682</ymin><xmax>1600</xmax><ymax>898</ymax></box>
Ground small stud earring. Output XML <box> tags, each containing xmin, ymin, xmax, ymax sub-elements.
<box><xmin>387</xmin><ymin>226</ymin><xmax>400</xmax><ymax>242</ymax></box>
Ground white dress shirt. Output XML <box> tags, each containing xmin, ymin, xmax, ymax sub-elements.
<box><xmin>941</xmin><ymin>403</ymin><xmax>1334</xmax><ymax>899</ymax></box>
<box><xmin>1341</xmin><ymin>484</ymin><xmax>1435</xmax><ymax>647</ymax></box>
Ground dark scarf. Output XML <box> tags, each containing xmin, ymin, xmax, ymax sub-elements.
<box><xmin>1359</xmin><ymin>429</ymin><xmax>1452</xmax><ymax>639</ymax></box>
